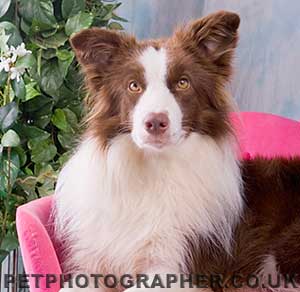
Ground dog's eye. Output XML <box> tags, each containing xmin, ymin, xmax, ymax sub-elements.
<box><xmin>128</xmin><ymin>81</ymin><xmax>142</xmax><ymax>93</ymax></box>
<box><xmin>176</xmin><ymin>78</ymin><xmax>190</xmax><ymax>90</ymax></box>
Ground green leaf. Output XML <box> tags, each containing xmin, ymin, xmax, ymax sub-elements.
<box><xmin>17</xmin><ymin>176</ymin><xmax>37</xmax><ymax>198</ymax></box>
<box><xmin>20</xmin><ymin>18</ymin><xmax>31</xmax><ymax>35</ymax></box>
<box><xmin>1</xmin><ymin>233</ymin><xmax>18</xmax><ymax>252</ymax></box>
<box><xmin>33</xmin><ymin>115</ymin><xmax>52</xmax><ymax>129</ymax></box>
<box><xmin>0</xmin><ymin>22</ymin><xmax>22</xmax><ymax>46</ymax></box>
<box><xmin>28</xmin><ymin>138</ymin><xmax>57</xmax><ymax>163</ymax></box>
<box><xmin>51</xmin><ymin>107</ymin><xmax>78</xmax><ymax>133</ymax></box>
<box><xmin>35</xmin><ymin>163</ymin><xmax>56</xmax><ymax>197</ymax></box>
<box><xmin>34</xmin><ymin>162</ymin><xmax>52</xmax><ymax>177</ymax></box>
<box><xmin>41</xmin><ymin>27</ymin><xmax>57</xmax><ymax>38</ymax></box>
<box><xmin>58</xmin><ymin>150</ymin><xmax>71</xmax><ymax>166</ymax></box>
<box><xmin>0</xmin><ymin>249</ymin><xmax>9</xmax><ymax>263</ymax></box>
<box><xmin>30</xmin><ymin>31</ymin><xmax>68</xmax><ymax>49</ymax></box>
<box><xmin>65</xmin><ymin>62</ymin><xmax>83</xmax><ymax>91</ymax></box>
<box><xmin>19</xmin><ymin>0</ymin><xmax>57</xmax><ymax>32</ymax></box>
<box><xmin>11</xmin><ymin>77</ymin><xmax>26</xmax><ymax>100</ymax></box>
<box><xmin>23</xmin><ymin>95</ymin><xmax>52</xmax><ymax>112</ymax></box>
<box><xmin>0</xmin><ymin>150</ymin><xmax>20</xmax><ymax>193</ymax></box>
<box><xmin>39</xmin><ymin>59</ymin><xmax>64</xmax><ymax>95</ymax></box>
<box><xmin>56</xmin><ymin>49</ymin><xmax>73</xmax><ymax>61</ymax></box>
<box><xmin>55</xmin><ymin>83</ymin><xmax>77</xmax><ymax>108</ymax></box>
<box><xmin>57</xmin><ymin>49</ymin><xmax>74</xmax><ymax>78</ymax></box>
<box><xmin>51</xmin><ymin>108</ymin><xmax>68</xmax><ymax>132</ymax></box>
<box><xmin>15</xmin><ymin>54</ymin><xmax>36</xmax><ymax>69</ymax></box>
<box><xmin>65</xmin><ymin>11</ymin><xmax>93</xmax><ymax>36</ymax></box>
<box><xmin>105</xmin><ymin>3</ymin><xmax>122</xmax><ymax>12</ymax></box>
<box><xmin>42</xmin><ymin>48</ymin><xmax>56</xmax><ymax>60</ymax></box>
<box><xmin>25</xmin><ymin>81</ymin><xmax>40</xmax><ymax>101</ymax></box>
<box><xmin>0</xmin><ymin>70</ymin><xmax>8</xmax><ymax>86</ymax></box>
<box><xmin>61</xmin><ymin>0</ymin><xmax>85</xmax><ymax>19</ymax></box>
<box><xmin>63</xmin><ymin>108</ymin><xmax>78</xmax><ymax>130</ymax></box>
<box><xmin>0</xmin><ymin>0</ymin><xmax>12</xmax><ymax>18</ymax></box>
<box><xmin>1</xmin><ymin>129</ymin><xmax>20</xmax><ymax>147</ymax></box>
<box><xmin>24</xmin><ymin>166</ymin><xmax>33</xmax><ymax>176</ymax></box>
<box><xmin>0</xmin><ymin>102</ymin><xmax>18</xmax><ymax>132</ymax></box>
<box><xmin>23</xmin><ymin>95</ymin><xmax>53</xmax><ymax>128</ymax></box>
<box><xmin>100</xmin><ymin>3</ymin><xmax>122</xmax><ymax>21</ymax></box>
<box><xmin>14</xmin><ymin>146</ymin><xmax>26</xmax><ymax>167</ymax></box>
<box><xmin>38</xmin><ymin>183</ymin><xmax>54</xmax><ymax>197</ymax></box>
<box><xmin>108</xmin><ymin>21</ymin><xmax>123</xmax><ymax>30</ymax></box>
<box><xmin>3</xmin><ymin>83</ymin><xmax>14</xmax><ymax>103</ymax></box>
<box><xmin>13</xmin><ymin>124</ymin><xmax>50</xmax><ymax>141</ymax></box>
<box><xmin>58</xmin><ymin>131</ymin><xmax>74</xmax><ymax>150</ymax></box>
<box><xmin>112</xmin><ymin>13</ymin><xmax>128</xmax><ymax>23</ymax></box>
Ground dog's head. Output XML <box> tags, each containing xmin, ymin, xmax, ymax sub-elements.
<box><xmin>71</xmin><ymin>11</ymin><xmax>240</xmax><ymax>150</ymax></box>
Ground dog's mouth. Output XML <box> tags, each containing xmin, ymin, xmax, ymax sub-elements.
<box><xmin>132</xmin><ymin>130</ymin><xmax>186</xmax><ymax>151</ymax></box>
<box><xmin>143</xmin><ymin>136</ymin><xmax>170</xmax><ymax>150</ymax></box>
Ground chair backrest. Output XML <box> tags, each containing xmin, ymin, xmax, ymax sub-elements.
<box><xmin>16</xmin><ymin>112</ymin><xmax>300</xmax><ymax>292</ymax></box>
<box><xmin>16</xmin><ymin>196</ymin><xmax>61</xmax><ymax>292</ymax></box>
<box><xmin>231</xmin><ymin>112</ymin><xmax>300</xmax><ymax>158</ymax></box>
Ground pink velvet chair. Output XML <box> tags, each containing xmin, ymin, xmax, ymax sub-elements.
<box><xmin>16</xmin><ymin>112</ymin><xmax>300</xmax><ymax>292</ymax></box>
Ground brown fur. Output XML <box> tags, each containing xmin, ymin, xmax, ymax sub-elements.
<box><xmin>187</xmin><ymin>157</ymin><xmax>300</xmax><ymax>290</ymax></box>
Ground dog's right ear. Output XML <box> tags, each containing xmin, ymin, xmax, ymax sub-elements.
<box><xmin>70</xmin><ymin>28</ymin><xmax>135</xmax><ymax>70</ymax></box>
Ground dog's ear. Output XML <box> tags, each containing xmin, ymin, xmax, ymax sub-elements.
<box><xmin>70</xmin><ymin>28</ymin><xmax>135</xmax><ymax>70</ymax></box>
<box><xmin>177</xmin><ymin>11</ymin><xmax>240</xmax><ymax>68</ymax></box>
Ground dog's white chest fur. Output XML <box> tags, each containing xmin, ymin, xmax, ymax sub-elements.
<box><xmin>54</xmin><ymin>133</ymin><xmax>243</xmax><ymax>275</ymax></box>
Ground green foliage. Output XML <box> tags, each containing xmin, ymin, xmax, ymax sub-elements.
<box><xmin>0</xmin><ymin>0</ymin><xmax>126</xmax><ymax>261</ymax></box>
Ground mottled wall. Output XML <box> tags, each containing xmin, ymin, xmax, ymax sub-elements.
<box><xmin>118</xmin><ymin>0</ymin><xmax>300</xmax><ymax>120</ymax></box>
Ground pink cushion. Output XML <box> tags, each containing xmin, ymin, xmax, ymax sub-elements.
<box><xmin>16</xmin><ymin>196</ymin><xmax>61</xmax><ymax>292</ymax></box>
<box><xmin>231</xmin><ymin>112</ymin><xmax>300</xmax><ymax>158</ymax></box>
<box><xmin>16</xmin><ymin>112</ymin><xmax>300</xmax><ymax>292</ymax></box>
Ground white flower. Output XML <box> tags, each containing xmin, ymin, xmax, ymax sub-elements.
<box><xmin>9</xmin><ymin>45</ymin><xmax>17</xmax><ymax>62</ymax></box>
<box><xmin>0</xmin><ymin>56</ymin><xmax>12</xmax><ymax>72</ymax></box>
<box><xmin>10</xmin><ymin>43</ymin><xmax>31</xmax><ymax>62</ymax></box>
<box><xmin>10</xmin><ymin>66</ymin><xmax>25</xmax><ymax>82</ymax></box>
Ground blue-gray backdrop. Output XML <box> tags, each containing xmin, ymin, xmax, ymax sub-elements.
<box><xmin>117</xmin><ymin>0</ymin><xmax>300</xmax><ymax>120</ymax></box>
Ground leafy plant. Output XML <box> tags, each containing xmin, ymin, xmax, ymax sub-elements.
<box><xmin>0</xmin><ymin>0</ymin><xmax>126</xmax><ymax>262</ymax></box>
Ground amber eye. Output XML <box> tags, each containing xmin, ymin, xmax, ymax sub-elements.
<box><xmin>176</xmin><ymin>77</ymin><xmax>190</xmax><ymax>90</ymax></box>
<box><xmin>128</xmin><ymin>81</ymin><xmax>142</xmax><ymax>93</ymax></box>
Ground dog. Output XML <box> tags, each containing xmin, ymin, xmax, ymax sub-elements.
<box><xmin>54</xmin><ymin>10</ymin><xmax>300</xmax><ymax>292</ymax></box>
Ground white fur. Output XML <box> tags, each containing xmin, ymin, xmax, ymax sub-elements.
<box><xmin>55</xmin><ymin>131</ymin><xmax>243</xmax><ymax>289</ymax></box>
<box><xmin>131</xmin><ymin>47</ymin><xmax>183</xmax><ymax>149</ymax></box>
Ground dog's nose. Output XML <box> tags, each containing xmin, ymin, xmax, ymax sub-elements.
<box><xmin>144</xmin><ymin>112</ymin><xmax>169</xmax><ymax>135</ymax></box>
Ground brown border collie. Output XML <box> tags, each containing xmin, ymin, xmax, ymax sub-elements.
<box><xmin>54</xmin><ymin>11</ymin><xmax>300</xmax><ymax>292</ymax></box>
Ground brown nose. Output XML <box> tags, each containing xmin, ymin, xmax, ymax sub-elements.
<box><xmin>144</xmin><ymin>112</ymin><xmax>169</xmax><ymax>135</ymax></box>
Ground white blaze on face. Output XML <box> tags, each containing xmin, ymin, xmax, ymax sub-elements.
<box><xmin>131</xmin><ymin>46</ymin><xmax>183</xmax><ymax>149</ymax></box>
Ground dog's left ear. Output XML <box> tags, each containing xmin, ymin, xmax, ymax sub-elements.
<box><xmin>177</xmin><ymin>11</ymin><xmax>240</xmax><ymax>69</ymax></box>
